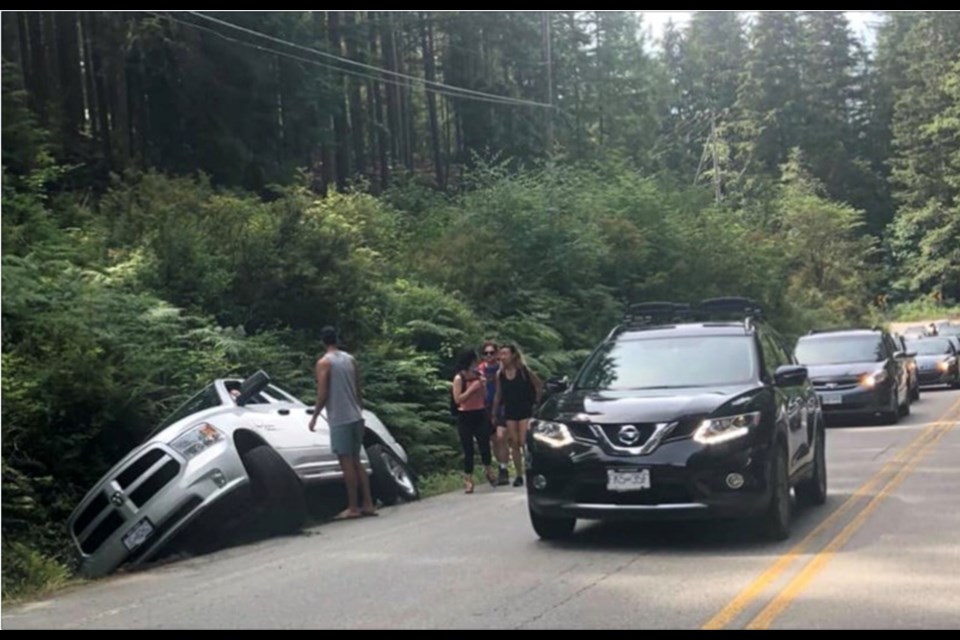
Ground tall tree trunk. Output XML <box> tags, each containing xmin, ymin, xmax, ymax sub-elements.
<box><xmin>328</xmin><ymin>11</ymin><xmax>349</xmax><ymax>189</ymax></box>
<box><xmin>130</xmin><ymin>33</ymin><xmax>148</xmax><ymax>167</ymax></box>
<box><xmin>382</xmin><ymin>13</ymin><xmax>401</xmax><ymax>168</ymax></box>
<box><xmin>26</xmin><ymin>12</ymin><xmax>48</xmax><ymax>123</ymax></box>
<box><xmin>420</xmin><ymin>12</ymin><xmax>444</xmax><ymax>188</ymax></box>
<box><xmin>107</xmin><ymin>16</ymin><xmax>130</xmax><ymax>165</ymax></box>
<box><xmin>570</xmin><ymin>13</ymin><xmax>583</xmax><ymax>157</ymax></box>
<box><xmin>55</xmin><ymin>13</ymin><xmax>84</xmax><ymax>148</ymax></box>
<box><xmin>42</xmin><ymin>12</ymin><xmax>61</xmax><ymax>109</ymax></box>
<box><xmin>344</xmin><ymin>12</ymin><xmax>367</xmax><ymax>178</ymax></box>
<box><xmin>82</xmin><ymin>13</ymin><xmax>112</xmax><ymax>165</ymax></box>
<box><xmin>397</xmin><ymin>13</ymin><xmax>415</xmax><ymax>172</ymax></box>
<box><xmin>368</xmin><ymin>13</ymin><xmax>389</xmax><ymax>190</ymax></box>
<box><xmin>16</xmin><ymin>13</ymin><xmax>33</xmax><ymax>101</ymax></box>
<box><xmin>595</xmin><ymin>12</ymin><xmax>604</xmax><ymax>148</ymax></box>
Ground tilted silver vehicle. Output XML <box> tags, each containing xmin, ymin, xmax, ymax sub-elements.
<box><xmin>67</xmin><ymin>371</ymin><xmax>419</xmax><ymax>578</ymax></box>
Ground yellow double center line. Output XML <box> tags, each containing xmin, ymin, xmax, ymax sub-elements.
<box><xmin>702</xmin><ymin>396</ymin><xmax>960</xmax><ymax>630</ymax></box>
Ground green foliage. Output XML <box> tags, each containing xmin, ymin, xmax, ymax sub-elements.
<box><xmin>6</xmin><ymin>9</ymin><xmax>960</xmax><ymax>602</ymax></box>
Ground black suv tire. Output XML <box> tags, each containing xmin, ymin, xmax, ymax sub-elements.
<box><xmin>760</xmin><ymin>443</ymin><xmax>791</xmax><ymax>541</ymax></box>
<box><xmin>796</xmin><ymin>423</ymin><xmax>827</xmax><ymax>507</ymax></box>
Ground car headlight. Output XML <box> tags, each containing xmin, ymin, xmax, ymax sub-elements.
<box><xmin>694</xmin><ymin>412</ymin><xmax>761</xmax><ymax>445</ymax></box>
<box><xmin>171</xmin><ymin>423</ymin><xmax>225</xmax><ymax>460</ymax></box>
<box><xmin>860</xmin><ymin>370</ymin><xmax>888</xmax><ymax>388</ymax></box>
<box><xmin>530</xmin><ymin>420</ymin><xmax>574</xmax><ymax>448</ymax></box>
<box><xmin>938</xmin><ymin>359</ymin><xmax>955</xmax><ymax>372</ymax></box>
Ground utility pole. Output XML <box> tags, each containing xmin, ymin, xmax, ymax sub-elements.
<box><xmin>543</xmin><ymin>10</ymin><xmax>554</xmax><ymax>155</ymax></box>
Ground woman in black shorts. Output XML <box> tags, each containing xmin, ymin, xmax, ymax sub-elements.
<box><xmin>492</xmin><ymin>344</ymin><xmax>542</xmax><ymax>487</ymax></box>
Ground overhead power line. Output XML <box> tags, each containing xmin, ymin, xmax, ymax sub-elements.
<box><xmin>184</xmin><ymin>11</ymin><xmax>555</xmax><ymax>110</ymax></box>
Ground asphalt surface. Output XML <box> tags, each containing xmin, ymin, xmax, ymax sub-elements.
<box><xmin>4</xmin><ymin>387</ymin><xmax>960</xmax><ymax>630</ymax></box>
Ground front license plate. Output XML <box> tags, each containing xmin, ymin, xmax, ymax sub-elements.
<box><xmin>821</xmin><ymin>394</ymin><xmax>842</xmax><ymax>405</ymax></box>
<box><xmin>607</xmin><ymin>468</ymin><xmax>651</xmax><ymax>492</ymax></box>
<box><xmin>122</xmin><ymin>518</ymin><xmax>155</xmax><ymax>551</ymax></box>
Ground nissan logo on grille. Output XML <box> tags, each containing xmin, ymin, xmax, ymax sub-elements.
<box><xmin>618</xmin><ymin>425</ymin><xmax>641</xmax><ymax>446</ymax></box>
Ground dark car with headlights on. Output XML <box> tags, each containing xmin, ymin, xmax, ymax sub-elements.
<box><xmin>794</xmin><ymin>328</ymin><xmax>912</xmax><ymax>424</ymax></box>
<box><xmin>525</xmin><ymin>299</ymin><xmax>826</xmax><ymax>543</ymax></box>
<box><xmin>904</xmin><ymin>336</ymin><xmax>960</xmax><ymax>389</ymax></box>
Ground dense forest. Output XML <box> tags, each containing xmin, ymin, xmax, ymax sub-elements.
<box><xmin>3</xmin><ymin>11</ymin><xmax>959</xmax><ymax>598</ymax></box>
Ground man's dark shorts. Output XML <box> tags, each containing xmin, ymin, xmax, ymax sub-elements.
<box><xmin>331</xmin><ymin>419</ymin><xmax>365</xmax><ymax>456</ymax></box>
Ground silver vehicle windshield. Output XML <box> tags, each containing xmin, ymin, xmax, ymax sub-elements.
<box><xmin>576</xmin><ymin>335</ymin><xmax>757</xmax><ymax>390</ymax></box>
<box><xmin>146</xmin><ymin>384</ymin><xmax>222</xmax><ymax>441</ymax></box>
<box><xmin>905</xmin><ymin>338</ymin><xmax>954</xmax><ymax>356</ymax></box>
<box><xmin>795</xmin><ymin>336</ymin><xmax>884</xmax><ymax>365</ymax></box>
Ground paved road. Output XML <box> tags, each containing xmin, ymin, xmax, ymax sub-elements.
<box><xmin>4</xmin><ymin>388</ymin><xmax>960</xmax><ymax>629</ymax></box>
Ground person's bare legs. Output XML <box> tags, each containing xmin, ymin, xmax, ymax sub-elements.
<box><xmin>354</xmin><ymin>456</ymin><xmax>377</xmax><ymax>515</ymax></box>
<box><xmin>507</xmin><ymin>420</ymin><xmax>524</xmax><ymax>482</ymax></box>
<box><xmin>337</xmin><ymin>454</ymin><xmax>361</xmax><ymax>518</ymax></box>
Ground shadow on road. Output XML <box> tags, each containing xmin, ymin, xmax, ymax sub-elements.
<box><xmin>540</xmin><ymin>493</ymin><xmax>854</xmax><ymax>557</ymax></box>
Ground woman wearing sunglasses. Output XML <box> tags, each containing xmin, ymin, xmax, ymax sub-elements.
<box><xmin>478</xmin><ymin>341</ymin><xmax>510</xmax><ymax>485</ymax></box>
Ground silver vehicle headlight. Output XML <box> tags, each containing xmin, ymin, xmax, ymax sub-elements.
<box><xmin>531</xmin><ymin>420</ymin><xmax>574</xmax><ymax>448</ymax></box>
<box><xmin>171</xmin><ymin>422</ymin><xmax>225</xmax><ymax>460</ymax></box>
<box><xmin>694</xmin><ymin>412</ymin><xmax>761</xmax><ymax>445</ymax></box>
<box><xmin>938</xmin><ymin>358</ymin><xmax>955</xmax><ymax>372</ymax></box>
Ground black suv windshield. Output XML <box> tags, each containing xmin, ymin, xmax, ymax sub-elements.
<box><xmin>906</xmin><ymin>338</ymin><xmax>954</xmax><ymax>356</ymax></box>
<box><xmin>576</xmin><ymin>335</ymin><xmax>757</xmax><ymax>390</ymax></box>
<box><xmin>795</xmin><ymin>335</ymin><xmax>884</xmax><ymax>365</ymax></box>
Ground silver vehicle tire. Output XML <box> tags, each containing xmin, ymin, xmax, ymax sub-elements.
<box><xmin>242</xmin><ymin>444</ymin><xmax>307</xmax><ymax>534</ymax></box>
<box><xmin>368</xmin><ymin>443</ymin><xmax>419</xmax><ymax>506</ymax></box>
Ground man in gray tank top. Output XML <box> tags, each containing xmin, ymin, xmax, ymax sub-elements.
<box><xmin>308</xmin><ymin>326</ymin><xmax>377</xmax><ymax>519</ymax></box>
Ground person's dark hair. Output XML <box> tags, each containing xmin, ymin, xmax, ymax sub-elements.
<box><xmin>481</xmin><ymin>340</ymin><xmax>498</xmax><ymax>354</ymax></box>
<box><xmin>321</xmin><ymin>326</ymin><xmax>339</xmax><ymax>346</ymax></box>
<box><xmin>456</xmin><ymin>348</ymin><xmax>478</xmax><ymax>371</ymax></box>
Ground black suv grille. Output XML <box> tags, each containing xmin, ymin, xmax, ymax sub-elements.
<box><xmin>594</xmin><ymin>423</ymin><xmax>659</xmax><ymax>448</ymax></box>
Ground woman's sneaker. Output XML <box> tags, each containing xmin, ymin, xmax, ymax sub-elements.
<box><xmin>497</xmin><ymin>467</ymin><xmax>510</xmax><ymax>486</ymax></box>
<box><xmin>513</xmin><ymin>476</ymin><xmax>524</xmax><ymax>487</ymax></box>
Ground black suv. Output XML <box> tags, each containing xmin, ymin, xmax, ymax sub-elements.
<box><xmin>525</xmin><ymin>298</ymin><xmax>826</xmax><ymax>543</ymax></box>
<box><xmin>794</xmin><ymin>328</ymin><xmax>913</xmax><ymax>424</ymax></box>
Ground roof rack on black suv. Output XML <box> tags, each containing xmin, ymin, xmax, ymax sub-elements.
<box><xmin>696</xmin><ymin>296</ymin><xmax>764</xmax><ymax>320</ymax></box>
<box><xmin>623</xmin><ymin>301</ymin><xmax>692</xmax><ymax>326</ymax></box>
<box><xmin>526</xmin><ymin>297</ymin><xmax>826</xmax><ymax>544</ymax></box>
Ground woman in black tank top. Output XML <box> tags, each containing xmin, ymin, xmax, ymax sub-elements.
<box><xmin>492</xmin><ymin>344</ymin><xmax>542</xmax><ymax>487</ymax></box>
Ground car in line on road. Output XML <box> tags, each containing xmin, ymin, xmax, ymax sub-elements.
<box><xmin>525</xmin><ymin>298</ymin><xmax>827</xmax><ymax>543</ymax></box>
<box><xmin>893</xmin><ymin>334</ymin><xmax>922</xmax><ymax>402</ymax></box>
<box><xmin>794</xmin><ymin>328</ymin><xmax>914</xmax><ymax>424</ymax></box>
<box><xmin>67</xmin><ymin>371</ymin><xmax>419</xmax><ymax>578</ymax></box>
<box><xmin>903</xmin><ymin>336</ymin><xmax>960</xmax><ymax>389</ymax></box>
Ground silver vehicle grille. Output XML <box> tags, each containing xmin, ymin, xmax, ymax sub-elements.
<box><xmin>72</xmin><ymin>448</ymin><xmax>181</xmax><ymax>555</ymax></box>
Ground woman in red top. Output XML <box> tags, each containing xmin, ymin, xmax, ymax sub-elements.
<box><xmin>452</xmin><ymin>349</ymin><xmax>497</xmax><ymax>493</ymax></box>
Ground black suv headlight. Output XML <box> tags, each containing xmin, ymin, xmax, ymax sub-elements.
<box><xmin>530</xmin><ymin>419</ymin><xmax>574</xmax><ymax>448</ymax></box>
<box><xmin>693</xmin><ymin>412</ymin><xmax>761</xmax><ymax>445</ymax></box>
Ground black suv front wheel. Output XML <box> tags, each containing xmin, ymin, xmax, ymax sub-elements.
<box><xmin>796</xmin><ymin>422</ymin><xmax>827</xmax><ymax>507</ymax></box>
<box><xmin>759</xmin><ymin>443</ymin><xmax>791</xmax><ymax>541</ymax></box>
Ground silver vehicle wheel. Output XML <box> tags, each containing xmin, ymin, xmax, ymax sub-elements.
<box><xmin>368</xmin><ymin>443</ymin><xmax>419</xmax><ymax>505</ymax></box>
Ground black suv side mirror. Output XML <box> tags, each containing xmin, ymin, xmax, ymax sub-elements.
<box><xmin>545</xmin><ymin>376</ymin><xmax>570</xmax><ymax>394</ymax></box>
<box><xmin>774</xmin><ymin>365</ymin><xmax>808</xmax><ymax>387</ymax></box>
